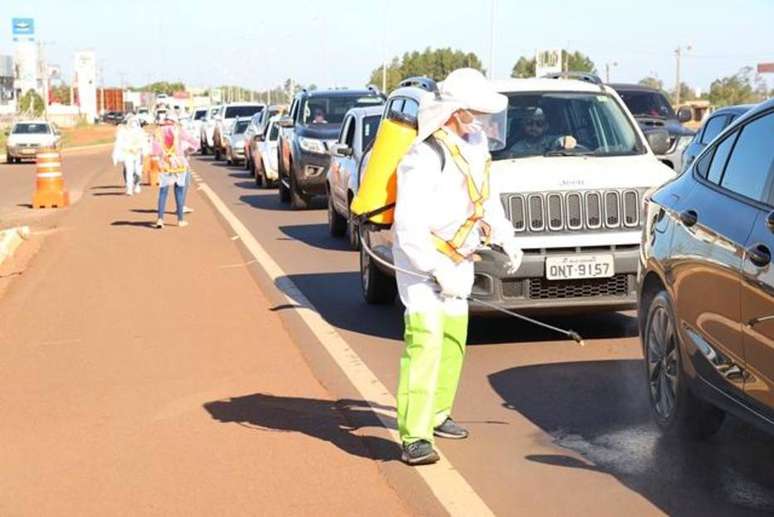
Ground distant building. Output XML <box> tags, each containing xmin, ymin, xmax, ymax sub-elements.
<box><xmin>0</xmin><ymin>55</ymin><xmax>14</xmax><ymax>106</ymax></box>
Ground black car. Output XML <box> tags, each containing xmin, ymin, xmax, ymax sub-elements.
<box><xmin>610</xmin><ymin>84</ymin><xmax>695</xmax><ymax>171</ymax></box>
<box><xmin>639</xmin><ymin>98</ymin><xmax>774</xmax><ymax>439</ymax></box>
<box><xmin>681</xmin><ymin>104</ymin><xmax>754</xmax><ymax>172</ymax></box>
<box><xmin>277</xmin><ymin>88</ymin><xmax>384</xmax><ymax>209</ymax></box>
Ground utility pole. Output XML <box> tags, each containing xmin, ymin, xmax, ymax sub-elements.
<box><xmin>605</xmin><ymin>62</ymin><xmax>618</xmax><ymax>83</ymax></box>
<box><xmin>488</xmin><ymin>0</ymin><xmax>496</xmax><ymax>79</ymax></box>
<box><xmin>674</xmin><ymin>45</ymin><xmax>692</xmax><ymax>107</ymax></box>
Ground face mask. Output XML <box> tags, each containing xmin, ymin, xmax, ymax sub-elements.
<box><xmin>455</xmin><ymin>110</ymin><xmax>482</xmax><ymax>135</ymax></box>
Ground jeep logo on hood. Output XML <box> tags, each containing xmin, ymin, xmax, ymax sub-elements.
<box><xmin>560</xmin><ymin>179</ymin><xmax>585</xmax><ymax>188</ymax></box>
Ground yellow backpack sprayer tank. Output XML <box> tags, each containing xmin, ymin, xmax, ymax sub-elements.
<box><xmin>350</xmin><ymin>111</ymin><xmax>417</xmax><ymax>226</ymax></box>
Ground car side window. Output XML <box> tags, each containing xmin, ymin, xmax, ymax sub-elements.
<box><xmin>700</xmin><ymin>115</ymin><xmax>728</xmax><ymax>145</ymax></box>
<box><xmin>344</xmin><ymin>118</ymin><xmax>356</xmax><ymax>147</ymax></box>
<box><xmin>338</xmin><ymin>116</ymin><xmax>352</xmax><ymax>145</ymax></box>
<box><xmin>705</xmin><ymin>131</ymin><xmax>739</xmax><ymax>184</ymax></box>
<box><xmin>718</xmin><ymin>112</ymin><xmax>774</xmax><ymax>203</ymax></box>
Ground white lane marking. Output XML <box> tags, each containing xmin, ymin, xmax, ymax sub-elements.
<box><xmin>195</xmin><ymin>177</ymin><xmax>495</xmax><ymax>517</ymax></box>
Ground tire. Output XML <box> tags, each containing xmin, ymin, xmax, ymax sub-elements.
<box><xmin>214</xmin><ymin>147</ymin><xmax>221</xmax><ymax>161</ymax></box>
<box><xmin>255</xmin><ymin>159</ymin><xmax>264</xmax><ymax>188</ymax></box>
<box><xmin>327</xmin><ymin>188</ymin><xmax>346</xmax><ymax>237</ymax></box>
<box><xmin>347</xmin><ymin>203</ymin><xmax>361</xmax><ymax>251</ymax></box>
<box><xmin>226</xmin><ymin>150</ymin><xmax>233</xmax><ymax>166</ymax></box>
<box><xmin>359</xmin><ymin>233</ymin><xmax>397</xmax><ymax>305</ymax></box>
<box><xmin>6</xmin><ymin>154</ymin><xmax>12</xmax><ymax>164</ymax></box>
<box><xmin>200</xmin><ymin>139</ymin><xmax>208</xmax><ymax>155</ymax></box>
<box><xmin>289</xmin><ymin>167</ymin><xmax>309</xmax><ymax>210</ymax></box>
<box><xmin>278</xmin><ymin>168</ymin><xmax>290</xmax><ymax>203</ymax></box>
<box><xmin>643</xmin><ymin>290</ymin><xmax>725</xmax><ymax>439</ymax></box>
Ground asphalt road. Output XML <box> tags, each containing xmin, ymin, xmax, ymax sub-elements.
<box><xmin>192</xmin><ymin>154</ymin><xmax>774</xmax><ymax>516</ymax></box>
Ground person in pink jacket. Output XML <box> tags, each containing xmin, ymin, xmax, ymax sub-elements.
<box><xmin>151</xmin><ymin>115</ymin><xmax>199</xmax><ymax>228</ymax></box>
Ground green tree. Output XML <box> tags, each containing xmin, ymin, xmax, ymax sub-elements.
<box><xmin>708</xmin><ymin>67</ymin><xmax>768</xmax><ymax>107</ymax></box>
<box><xmin>19</xmin><ymin>89</ymin><xmax>44</xmax><ymax>116</ymax></box>
<box><xmin>671</xmin><ymin>82</ymin><xmax>697</xmax><ymax>104</ymax></box>
<box><xmin>49</xmin><ymin>83</ymin><xmax>71</xmax><ymax>105</ymax></box>
<box><xmin>136</xmin><ymin>81</ymin><xmax>185</xmax><ymax>95</ymax></box>
<box><xmin>368</xmin><ymin>47</ymin><xmax>484</xmax><ymax>92</ymax></box>
<box><xmin>638</xmin><ymin>76</ymin><xmax>663</xmax><ymax>90</ymax></box>
<box><xmin>511</xmin><ymin>56</ymin><xmax>535</xmax><ymax>78</ymax></box>
<box><xmin>509</xmin><ymin>50</ymin><xmax>596</xmax><ymax>78</ymax></box>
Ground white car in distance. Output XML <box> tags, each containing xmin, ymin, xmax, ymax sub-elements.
<box><xmin>5</xmin><ymin>120</ymin><xmax>63</xmax><ymax>163</ymax></box>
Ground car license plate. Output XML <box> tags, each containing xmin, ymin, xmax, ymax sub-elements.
<box><xmin>21</xmin><ymin>148</ymin><xmax>35</xmax><ymax>154</ymax></box>
<box><xmin>545</xmin><ymin>254</ymin><xmax>614</xmax><ymax>280</ymax></box>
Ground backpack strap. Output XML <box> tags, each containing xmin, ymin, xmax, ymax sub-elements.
<box><xmin>424</xmin><ymin>135</ymin><xmax>447</xmax><ymax>170</ymax></box>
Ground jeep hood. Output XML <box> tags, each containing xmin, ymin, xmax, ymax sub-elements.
<box><xmin>490</xmin><ymin>154</ymin><xmax>676</xmax><ymax>194</ymax></box>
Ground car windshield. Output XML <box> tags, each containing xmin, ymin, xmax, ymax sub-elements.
<box><xmin>616</xmin><ymin>90</ymin><xmax>676</xmax><ymax>119</ymax></box>
<box><xmin>302</xmin><ymin>95</ymin><xmax>382</xmax><ymax>125</ymax></box>
<box><xmin>225</xmin><ymin>105</ymin><xmax>263</xmax><ymax>119</ymax></box>
<box><xmin>491</xmin><ymin>92</ymin><xmax>644</xmax><ymax>160</ymax></box>
<box><xmin>194</xmin><ymin>110</ymin><xmax>206</xmax><ymax>120</ymax></box>
<box><xmin>362</xmin><ymin>115</ymin><xmax>381</xmax><ymax>150</ymax></box>
<box><xmin>12</xmin><ymin>123</ymin><xmax>49</xmax><ymax>134</ymax></box>
<box><xmin>233</xmin><ymin>120</ymin><xmax>250</xmax><ymax>134</ymax></box>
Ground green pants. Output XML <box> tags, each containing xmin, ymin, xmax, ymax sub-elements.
<box><xmin>397</xmin><ymin>311</ymin><xmax>468</xmax><ymax>444</ymax></box>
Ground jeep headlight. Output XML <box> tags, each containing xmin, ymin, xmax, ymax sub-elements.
<box><xmin>299</xmin><ymin>137</ymin><xmax>326</xmax><ymax>154</ymax></box>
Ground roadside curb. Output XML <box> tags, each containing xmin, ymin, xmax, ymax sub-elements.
<box><xmin>0</xmin><ymin>226</ymin><xmax>30</xmax><ymax>266</ymax></box>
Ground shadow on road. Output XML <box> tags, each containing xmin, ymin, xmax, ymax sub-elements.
<box><xmin>490</xmin><ymin>360</ymin><xmax>774</xmax><ymax>516</ymax></box>
<box><xmin>203</xmin><ymin>393</ymin><xmax>400</xmax><ymax>462</ymax></box>
<box><xmin>239</xmin><ymin>193</ymin><xmax>288</xmax><ymax>212</ymax></box>
<box><xmin>111</xmin><ymin>220</ymin><xmax>157</xmax><ymax>229</ymax></box>
<box><xmin>278</xmin><ymin>272</ymin><xmax>404</xmax><ymax>340</ymax></box>
<box><xmin>92</xmin><ymin>192</ymin><xmax>126</xmax><ymax>197</ymax></box>
<box><xmin>90</xmin><ymin>185</ymin><xmax>124</xmax><ymax>190</ymax></box>
<box><xmin>279</xmin><ymin>224</ymin><xmax>352</xmax><ymax>252</ymax></box>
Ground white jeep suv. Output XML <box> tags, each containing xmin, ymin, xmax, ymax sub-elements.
<box><xmin>212</xmin><ymin>102</ymin><xmax>266</xmax><ymax>161</ymax></box>
<box><xmin>359</xmin><ymin>75</ymin><xmax>675</xmax><ymax>313</ymax></box>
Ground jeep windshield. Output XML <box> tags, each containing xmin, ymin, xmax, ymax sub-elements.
<box><xmin>491</xmin><ymin>92</ymin><xmax>645</xmax><ymax>160</ymax></box>
<box><xmin>616</xmin><ymin>90</ymin><xmax>676</xmax><ymax>119</ymax></box>
<box><xmin>224</xmin><ymin>105</ymin><xmax>263</xmax><ymax>119</ymax></box>
<box><xmin>301</xmin><ymin>95</ymin><xmax>382</xmax><ymax>125</ymax></box>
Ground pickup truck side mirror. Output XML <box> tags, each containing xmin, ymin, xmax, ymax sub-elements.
<box><xmin>332</xmin><ymin>143</ymin><xmax>353</xmax><ymax>158</ymax></box>
<box><xmin>645</xmin><ymin>128</ymin><xmax>671</xmax><ymax>156</ymax></box>
<box><xmin>677</xmin><ymin>107</ymin><xmax>692</xmax><ymax>124</ymax></box>
<box><xmin>277</xmin><ymin>116</ymin><xmax>294</xmax><ymax>128</ymax></box>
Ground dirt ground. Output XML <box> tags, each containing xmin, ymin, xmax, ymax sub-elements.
<box><xmin>61</xmin><ymin>124</ymin><xmax>118</xmax><ymax>148</ymax></box>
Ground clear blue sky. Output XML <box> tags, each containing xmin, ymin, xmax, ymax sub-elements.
<box><xmin>2</xmin><ymin>0</ymin><xmax>772</xmax><ymax>93</ymax></box>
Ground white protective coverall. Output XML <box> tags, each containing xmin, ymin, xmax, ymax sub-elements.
<box><xmin>393</xmin><ymin>68</ymin><xmax>522</xmax><ymax>445</ymax></box>
<box><xmin>112</xmin><ymin>116</ymin><xmax>147</xmax><ymax>195</ymax></box>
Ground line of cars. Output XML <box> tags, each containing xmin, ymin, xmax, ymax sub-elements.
<box><xmin>201</xmin><ymin>74</ymin><xmax>772</xmax><ymax>440</ymax></box>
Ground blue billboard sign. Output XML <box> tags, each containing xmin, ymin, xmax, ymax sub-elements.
<box><xmin>12</xmin><ymin>18</ymin><xmax>35</xmax><ymax>36</ymax></box>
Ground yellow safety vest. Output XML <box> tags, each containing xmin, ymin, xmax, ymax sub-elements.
<box><xmin>431</xmin><ymin>129</ymin><xmax>492</xmax><ymax>264</ymax></box>
<box><xmin>156</xmin><ymin>127</ymin><xmax>187</xmax><ymax>174</ymax></box>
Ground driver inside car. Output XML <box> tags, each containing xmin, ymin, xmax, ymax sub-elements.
<box><xmin>508</xmin><ymin>107</ymin><xmax>576</xmax><ymax>155</ymax></box>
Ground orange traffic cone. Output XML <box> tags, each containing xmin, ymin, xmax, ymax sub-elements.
<box><xmin>143</xmin><ymin>155</ymin><xmax>160</xmax><ymax>186</ymax></box>
<box><xmin>33</xmin><ymin>149</ymin><xmax>69</xmax><ymax>208</ymax></box>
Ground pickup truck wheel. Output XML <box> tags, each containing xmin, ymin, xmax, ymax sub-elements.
<box><xmin>643</xmin><ymin>290</ymin><xmax>725</xmax><ymax>439</ymax></box>
<box><xmin>347</xmin><ymin>204</ymin><xmax>361</xmax><ymax>251</ymax></box>
<box><xmin>6</xmin><ymin>154</ymin><xmax>12</xmax><ymax>164</ymax></box>
<box><xmin>289</xmin><ymin>170</ymin><xmax>309</xmax><ymax>210</ymax></box>
<box><xmin>200</xmin><ymin>140</ymin><xmax>208</xmax><ymax>155</ymax></box>
<box><xmin>254</xmin><ymin>160</ymin><xmax>264</xmax><ymax>187</ymax></box>
<box><xmin>214</xmin><ymin>147</ymin><xmax>221</xmax><ymax>161</ymax></box>
<box><xmin>278</xmin><ymin>167</ymin><xmax>290</xmax><ymax>203</ymax></box>
<box><xmin>359</xmin><ymin>235</ymin><xmax>397</xmax><ymax>305</ymax></box>
<box><xmin>327</xmin><ymin>189</ymin><xmax>347</xmax><ymax>237</ymax></box>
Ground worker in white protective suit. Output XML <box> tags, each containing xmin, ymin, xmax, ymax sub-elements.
<box><xmin>112</xmin><ymin>115</ymin><xmax>147</xmax><ymax>196</ymax></box>
<box><xmin>393</xmin><ymin>68</ymin><xmax>523</xmax><ymax>465</ymax></box>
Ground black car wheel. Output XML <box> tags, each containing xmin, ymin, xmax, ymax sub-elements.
<box><xmin>289</xmin><ymin>167</ymin><xmax>309</xmax><ymax>210</ymax></box>
<box><xmin>6</xmin><ymin>154</ymin><xmax>12</xmax><ymax>164</ymax></box>
<box><xmin>327</xmin><ymin>188</ymin><xmax>346</xmax><ymax>237</ymax></box>
<box><xmin>254</xmin><ymin>158</ymin><xmax>264</xmax><ymax>188</ymax></box>
<box><xmin>359</xmin><ymin>234</ymin><xmax>397</xmax><ymax>305</ymax></box>
<box><xmin>200</xmin><ymin>140</ymin><xmax>208</xmax><ymax>155</ymax></box>
<box><xmin>644</xmin><ymin>290</ymin><xmax>725</xmax><ymax>439</ymax></box>
<box><xmin>347</xmin><ymin>203</ymin><xmax>360</xmax><ymax>251</ymax></box>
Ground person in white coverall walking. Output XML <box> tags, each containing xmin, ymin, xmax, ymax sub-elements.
<box><xmin>112</xmin><ymin>116</ymin><xmax>146</xmax><ymax>196</ymax></box>
<box><xmin>393</xmin><ymin>68</ymin><xmax>523</xmax><ymax>465</ymax></box>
